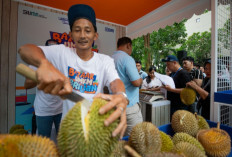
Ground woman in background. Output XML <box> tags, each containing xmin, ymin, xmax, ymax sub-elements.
<box><xmin>141</xmin><ymin>66</ymin><xmax>162</xmax><ymax>91</ymax></box>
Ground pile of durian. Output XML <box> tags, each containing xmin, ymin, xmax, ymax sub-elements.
<box><xmin>1</xmin><ymin>100</ymin><xmax>231</xmax><ymax>157</ymax></box>
<box><xmin>112</xmin><ymin>110</ymin><xmax>231</xmax><ymax>157</ymax></box>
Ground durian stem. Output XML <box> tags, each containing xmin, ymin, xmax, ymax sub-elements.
<box><xmin>124</xmin><ymin>145</ymin><xmax>141</xmax><ymax>157</ymax></box>
<box><xmin>217</xmin><ymin>122</ymin><xmax>220</xmax><ymax>129</ymax></box>
<box><xmin>194</xmin><ymin>112</ymin><xmax>198</xmax><ymax>120</ymax></box>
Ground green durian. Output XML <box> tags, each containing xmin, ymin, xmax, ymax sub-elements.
<box><xmin>174</xmin><ymin>142</ymin><xmax>206</xmax><ymax>157</ymax></box>
<box><xmin>172</xmin><ymin>132</ymin><xmax>205</xmax><ymax>153</ymax></box>
<box><xmin>11</xmin><ymin>129</ymin><xmax>28</xmax><ymax>135</ymax></box>
<box><xmin>195</xmin><ymin>114</ymin><xmax>210</xmax><ymax>130</ymax></box>
<box><xmin>160</xmin><ymin>131</ymin><xmax>174</xmax><ymax>152</ymax></box>
<box><xmin>171</xmin><ymin>110</ymin><xmax>199</xmax><ymax>136</ymax></box>
<box><xmin>180</xmin><ymin>87</ymin><xmax>196</xmax><ymax>105</ymax></box>
<box><xmin>58</xmin><ymin>98</ymin><xmax>119</xmax><ymax>157</ymax></box>
<box><xmin>128</xmin><ymin>122</ymin><xmax>161</xmax><ymax>156</ymax></box>
<box><xmin>9</xmin><ymin>124</ymin><xmax>24</xmax><ymax>134</ymax></box>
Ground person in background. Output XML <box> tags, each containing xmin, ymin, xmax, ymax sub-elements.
<box><xmin>165</xmin><ymin>67</ymin><xmax>172</xmax><ymax>76</ymax></box>
<box><xmin>141</xmin><ymin>66</ymin><xmax>162</xmax><ymax>91</ymax></box>
<box><xmin>200</xmin><ymin>66</ymin><xmax>206</xmax><ymax>78</ymax></box>
<box><xmin>19</xmin><ymin>4</ymin><xmax>128</xmax><ymax>138</ymax></box>
<box><xmin>24</xmin><ymin>39</ymin><xmax>62</xmax><ymax>138</ymax></box>
<box><xmin>182</xmin><ymin>56</ymin><xmax>203</xmax><ymax>87</ymax></box>
<box><xmin>187</xmin><ymin>59</ymin><xmax>211</xmax><ymax>119</ymax></box>
<box><xmin>161</xmin><ymin>55</ymin><xmax>192</xmax><ymax>116</ymax></box>
<box><xmin>136</xmin><ymin>60</ymin><xmax>148</xmax><ymax>80</ymax></box>
<box><xmin>194</xmin><ymin>63</ymin><xmax>200</xmax><ymax>69</ymax></box>
<box><xmin>112</xmin><ymin>37</ymin><xmax>143</xmax><ymax>136</ymax></box>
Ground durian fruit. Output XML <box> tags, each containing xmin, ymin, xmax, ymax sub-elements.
<box><xmin>58</xmin><ymin>98</ymin><xmax>119</xmax><ymax>157</ymax></box>
<box><xmin>171</xmin><ymin>110</ymin><xmax>199</xmax><ymax>136</ymax></box>
<box><xmin>172</xmin><ymin>132</ymin><xmax>205</xmax><ymax>153</ymax></box>
<box><xmin>195</xmin><ymin>114</ymin><xmax>210</xmax><ymax>130</ymax></box>
<box><xmin>110</xmin><ymin>140</ymin><xmax>128</xmax><ymax>157</ymax></box>
<box><xmin>197</xmin><ymin>123</ymin><xmax>231</xmax><ymax>157</ymax></box>
<box><xmin>180</xmin><ymin>87</ymin><xmax>196</xmax><ymax>105</ymax></box>
<box><xmin>9</xmin><ymin>124</ymin><xmax>24</xmax><ymax>134</ymax></box>
<box><xmin>160</xmin><ymin>131</ymin><xmax>174</xmax><ymax>152</ymax></box>
<box><xmin>11</xmin><ymin>129</ymin><xmax>28</xmax><ymax>135</ymax></box>
<box><xmin>174</xmin><ymin>142</ymin><xmax>207</xmax><ymax>157</ymax></box>
<box><xmin>128</xmin><ymin>122</ymin><xmax>161</xmax><ymax>156</ymax></box>
<box><xmin>145</xmin><ymin>152</ymin><xmax>184</xmax><ymax>157</ymax></box>
<box><xmin>0</xmin><ymin>134</ymin><xmax>58</xmax><ymax>157</ymax></box>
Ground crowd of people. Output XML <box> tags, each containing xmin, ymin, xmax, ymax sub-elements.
<box><xmin>19</xmin><ymin>4</ymin><xmax>218</xmax><ymax>140</ymax></box>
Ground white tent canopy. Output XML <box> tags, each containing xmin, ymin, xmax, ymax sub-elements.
<box><xmin>127</xmin><ymin>0</ymin><xmax>211</xmax><ymax>39</ymax></box>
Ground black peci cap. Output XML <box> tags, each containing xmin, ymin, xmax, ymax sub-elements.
<box><xmin>68</xmin><ymin>4</ymin><xmax>97</xmax><ymax>32</ymax></box>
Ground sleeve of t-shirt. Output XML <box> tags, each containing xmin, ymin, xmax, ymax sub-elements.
<box><xmin>103</xmin><ymin>56</ymin><xmax>120</xmax><ymax>87</ymax></box>
<box><xmin>38</xmin><ymin>45</ymin><xmax>64</xmax><ymax>70</ymax></box>
<box><xmin>125</xmin><ymin>57</ymin><xmax>140</xmax><ymax>81</ymax></box>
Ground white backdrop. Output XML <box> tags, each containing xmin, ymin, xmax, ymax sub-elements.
<box><xmin>16</xmin><ymin>4</ymin><xmax>116</xmax><ymax>93</ymax></box>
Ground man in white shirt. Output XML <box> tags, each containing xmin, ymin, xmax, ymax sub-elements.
<box><xmin>18</xmin><ymin>4</ymin><xmax>128</xmax><ymax>138</ymax></box>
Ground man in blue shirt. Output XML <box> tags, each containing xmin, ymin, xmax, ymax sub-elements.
<box><xmin>112</xmin><ymin>37</ymin><xmax>143</xmax><ymax>136</ymax></box>
<box><xmin>136</xmin><ymin>60</ymin><xmax>148</xmax><ymax>80</ymax></box>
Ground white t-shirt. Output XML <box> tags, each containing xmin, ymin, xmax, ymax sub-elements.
<box><xmin>39</xmin><ymin>45</ymin><xmax>119</xmax><ymax>117</ymax></box>
<box><xmin>154</xmin><ymin>72</ymin><xmax>175</xmax><ymax>98</ymax></box>
<box><xmin>141</xmin><ymin>77</ymin><xmax>162</xmax><ymax>89</ymax></box>
<box><xmin>29</xmin><ymin>66</ymin><xmax>63</xmax><ymax>116</ymax></box>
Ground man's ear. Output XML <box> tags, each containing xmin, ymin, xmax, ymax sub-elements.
<box><xmin>126</xmin><ymin>43</ymin><xmax>131</xmax><ymax>49</ymax></box>
<box><xmin>94</xmin><ymin>32</ymin><xmax>99</xmax><ymax>41</ymax></box>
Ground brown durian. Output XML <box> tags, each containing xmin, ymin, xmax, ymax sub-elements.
<box><xmin>197</xmin><ymin>123</ymin><xmax>231</xmax><ymax>157</ymax></box>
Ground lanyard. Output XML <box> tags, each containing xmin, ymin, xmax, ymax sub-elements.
<box><xmin>171</xmin><ymin>67</ymin><xmax>182</xmax><ymax>78</ymax></box>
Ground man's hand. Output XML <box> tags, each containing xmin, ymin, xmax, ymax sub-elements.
<box><xmin>163</xmin><ymin>85</ymin><xmax>172</xmax><ymax>91</ymax></box>
<box><xmin>36</xmin><ymin>59</ymin><xmax>72</xmax><ymax>96</ymax></box>
<box><xmin>94</xmin><ymin>93</ymin><xmax>128</xmax><ymax>139</ymax></box>
<box><xmin>186</xmin><ymin>81</ymin><xmax>198</xmax><ymax>90</ymax></box>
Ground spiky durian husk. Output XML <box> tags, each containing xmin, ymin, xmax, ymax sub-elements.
<box><xmin>180</xmin><ymin>87</ymin><xmax>196</xmax><ymax>105</ymax></box>
<box><xmin>171</xmin><ymin>110</ymin><xmax>199</xmax><ymax>136</ymax></box>
<box><xmin>145</xmin><ymin>152</ymin><xmax>184</xmax><ymax>157</ymax></box>
<box><xmin>0</xmin><ymin>134</ymin><xmax>58</xmax><ymax>157</ymax></box>
<box><xmin>160</xmin><ymin>131</ymin><xmax>174</xmax><ymax>152</ymax></box>
<box><xmin>172</xmin><ymin>132</ymin><xmax>205</xmax><ymax>153</ymax></box>
<box><xmin>197</xmin><ymin>128</ymin><xmax>231</xmax><ymax>157</ymax></box>
<box><xmin>197</xmin><ymin>115</ymin><xmax>210</xmax><ymax>130</ymax></box>
<box><xmin>9</xmin><ymin>124</ymin><xmax>24</xmax><ymax>134</ymax></box>
<box><xmin>58</xmin><ymin>98</ymin><xmax>119</xmax><ymax>157</ymax></box>
<box><xmin>110</xmin><ymin>140</ymin><xmax>128</xmax><ymax>157</ymax></box>
<box><xmin>174</xmin><ymin>142</ymin><xmax>207</xmax><ymax>157</ymax></box>
<box><xmin>128</xmin><ymin>122</ymin><xmax>161</xmax><ymax>156</ymax></box>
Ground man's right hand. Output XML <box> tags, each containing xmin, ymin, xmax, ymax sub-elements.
<box><xmin>36</xmin><ymin>59</ymin><xmax>72</xmax><ymax>96</ymax></box>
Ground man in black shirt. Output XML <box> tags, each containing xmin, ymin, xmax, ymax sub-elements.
<box><xmin>162</xmin><ymin>55</ymin><xmax>192</xmax><ymax>117</ymax></box>
<box><xmin>182</xmin><ymin>56</ymin><xmax>203</xmax><ymax>87</ymax></box>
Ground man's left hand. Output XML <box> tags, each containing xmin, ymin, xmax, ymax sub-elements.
<box><xmin>94</xmin><ymin>93</ymin><xmax>128</xmax><ymax>139</ymax></box>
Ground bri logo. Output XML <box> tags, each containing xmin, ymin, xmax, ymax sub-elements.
<box><xmin>58</xmin><ymin>17</ymin><xmax>69</xmax><ymax>25</ymax></box>
<box><xmin>23</xmin><ymin>10</ymin><xmax>47</xmax><ymax>19</ymax></box>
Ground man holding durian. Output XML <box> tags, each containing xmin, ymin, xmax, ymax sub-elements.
<box><xmin>18</xmin><ymin>4</ymin><xmax>128</xmax><ymax>138</ymax></box>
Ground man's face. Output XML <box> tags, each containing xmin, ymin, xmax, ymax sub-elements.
<box><xmin>166</xmin><ymin>61</ymin><xmax>175</xmax><ymax>72</ymax></box>
<box><xmin>71</xmin><ymin>19</ymin><xmax>98</xmax><ymax>51</ymax></box>
<box><xmin>182</xmin><ymin>60</ymin><xmax>193</xmax><ymax>71</ymax></box>
<box><xmin>136</xmin><ymin>63</ymin><xmax>141</xmax><ymax>72</ymax></box>
<box><xmin>204</xmin><ymin>63</ymin><xmax>211</xmax><ymax>78</ymax></box>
